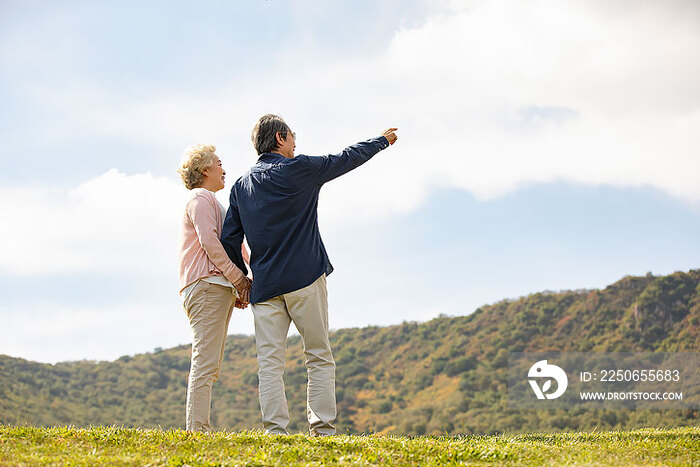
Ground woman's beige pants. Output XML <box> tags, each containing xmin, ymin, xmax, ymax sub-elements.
<box><xmin>183</xmin><ymin>281</ymin><xmax>235</xmax><ymax>432</ymax></box>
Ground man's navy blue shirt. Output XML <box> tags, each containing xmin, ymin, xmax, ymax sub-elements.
<box><xmin>221</xmin><ymin>136</ymin><xmax>390</xmax><ymax>304</ymax></box>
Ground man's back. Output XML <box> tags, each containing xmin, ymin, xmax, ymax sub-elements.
<box><xmin>222</xmin><ymin>136</ymin><xmax>390</xmax><ymax>304</ymax></box>
<box><xmin>228</xmin><ymin>153</ymin><xmax>331</xmax><ymax>304</ymax></box>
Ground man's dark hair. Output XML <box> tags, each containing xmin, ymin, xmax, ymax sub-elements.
<box><xmin>251</xmin><ymin>114</ymin><xmax>291</xmax><ymax>155</ymax></box>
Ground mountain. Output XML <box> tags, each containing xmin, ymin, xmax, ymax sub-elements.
<box><xmin>1</xmin><ymin>270</ymin><xmax>698</xmax><ymax>434</ymax></box>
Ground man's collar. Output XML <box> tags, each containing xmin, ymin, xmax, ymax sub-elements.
<box><xmin>258</xmin><ymin>152</ymin><xmax>288</xmax><ymax>163</ymax></box>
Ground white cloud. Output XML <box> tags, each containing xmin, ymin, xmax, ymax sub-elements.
<box><xmin>307</xmin><ymin>0</ymin><xmax>699</xmax><ymax>222</ymax></box>
<box><xmin>3</xmin><ymin>1</ymin><xmax>698</xmax><ymax>276</ymax></box>
<box><xmin>1</xmin><ymin>299</ymin><xmax>255</xmax><ymax>364</ymax></box>
<box><xmin>0</xmin><ymin>170</ymin><xmax>189</xmax><ymax>275</ymax></box>
<box><xmin>12</xmin><ymin>1</ymin><xmax>697</xmax><ymax>222</ymax></box>
<box><xmin>0</xmin><ymin>170</ymin><xmax>253</xmax><ymax>362</ymax></box>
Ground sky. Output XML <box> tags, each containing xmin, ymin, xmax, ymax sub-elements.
<box><xmin>1</xmin><ymin>0</ymin><xmax>698</xmax><ymax>364</ymax></box>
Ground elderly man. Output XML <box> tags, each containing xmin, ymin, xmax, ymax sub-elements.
<box><xmin>222</xmin><ymin>114</ymin><xmax>397</xmax><ymax>435</ymax></box>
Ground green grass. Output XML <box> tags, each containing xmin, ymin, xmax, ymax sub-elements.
<box><xmin>1</xmin><ymin>425</ymin><xmax>697</xmax><ymax>466</ymax></box>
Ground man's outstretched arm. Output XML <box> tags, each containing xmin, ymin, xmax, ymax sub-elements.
<box><xmin>305</xmin><ymin>128</ymin><xmax>398</xmax><ymax>185</ymax></box>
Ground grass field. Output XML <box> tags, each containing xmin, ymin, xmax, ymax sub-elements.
<box><xmin>1</xmin><ymin>425</ymin><xmax>698</xmax><ymax>466</ymax></box>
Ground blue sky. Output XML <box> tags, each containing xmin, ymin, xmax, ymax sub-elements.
<box><xmin>1</xmin><ymin>0</ymin><xmax>698</xmax><ymax>363</ymax></box>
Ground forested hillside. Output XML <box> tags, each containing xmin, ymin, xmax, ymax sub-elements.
<box><xmin>1</xmin><ymin>270</ymin><xmax>697</xmax><ymax>434</ymax></box>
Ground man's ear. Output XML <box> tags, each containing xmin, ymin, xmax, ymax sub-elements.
<box><xmin>275</xmin><ymin>131</ymin><xmax>285</xmax><ymax>146</ymax></box>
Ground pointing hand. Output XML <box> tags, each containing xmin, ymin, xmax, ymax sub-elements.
<box><xmin>382</xmin><ymin>128</ymin><xmax>398</xmax><ymax>145</ymax></box>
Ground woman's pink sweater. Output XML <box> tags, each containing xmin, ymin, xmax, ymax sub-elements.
<box><xmin>178</xmin><ymin>188</ymin><xmax>246</xmax><ymax>293</ymax></box>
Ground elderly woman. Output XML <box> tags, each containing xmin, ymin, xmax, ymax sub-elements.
<box><xmin>177</xmin><ymin>144</ymin><xmax>251</xmax><ymax>432</ymax></box>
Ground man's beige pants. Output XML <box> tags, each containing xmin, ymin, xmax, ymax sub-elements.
<box><xmin>183</xmin><ymin>281</ymin><xmax>235</xmax><ymax>432</ymax></box>
<box><xmin>251</xmin><ymin>274</ymin><xmax>336</xmax><ymax>435</ymax></box>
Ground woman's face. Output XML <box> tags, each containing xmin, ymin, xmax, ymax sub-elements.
<box><xmin>203</xmin><ymin>156</ymin><xmax>226</xmax><ymax>191</ymax></box>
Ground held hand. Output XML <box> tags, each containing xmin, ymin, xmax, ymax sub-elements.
<box><xmin>234</xmin><ymin>277</ymin><xmax>252</xmax><ymax>308</ymax></box>
<box><xmin>381</xmin><ymin>128</ymin><xmax>398</xmax><ymax>145</ymax></box>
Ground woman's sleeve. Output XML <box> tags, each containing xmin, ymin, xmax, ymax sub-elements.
<box><xmin>187</xmin><ymin>194</ymin><xmax>247</xmax><ymax>288</ymax></box>
<box><xmin>241</xmin><ymin>243</ymin><xmax>250</xmax><ymax>266</ymax></box>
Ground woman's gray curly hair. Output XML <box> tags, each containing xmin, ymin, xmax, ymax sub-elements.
<box><xmin>177</xmin><ymin>144</ymin><xmax>217</xmax><ymax>190</ymax></box>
